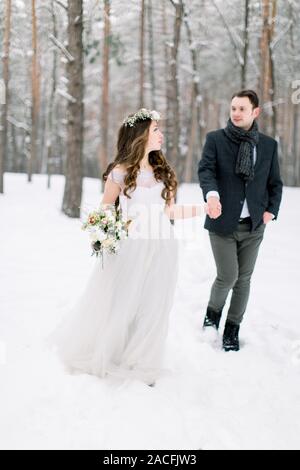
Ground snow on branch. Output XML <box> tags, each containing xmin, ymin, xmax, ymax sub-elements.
<box><xmin>7</xmin><ymin>115</ymin><xmax>30</xmax><ymax>132</ymax></box>
<box><xmin>56</xmin><ymin>88</ymin><xmax>77</xmax><ymax>103</ymax></box>
<box><xmin>49</xmin><ymin>34</ymin><xmax>74</xmax><ymax>62</ymax></box>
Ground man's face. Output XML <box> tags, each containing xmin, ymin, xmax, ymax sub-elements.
<box><xmin>230</xmin><ymin>96</ymin><xmax>260</xmax><ymax>130</ymax></box>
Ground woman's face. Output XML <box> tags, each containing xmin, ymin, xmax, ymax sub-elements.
<box><xmin>146</xmin><ymin>120</ymin><xmax>164</xmax><ymax>152</ymax></box>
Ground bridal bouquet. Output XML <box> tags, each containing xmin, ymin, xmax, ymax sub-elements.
<box><xmin>81</xmin><ymin>204</ymin><xmax>131</xmax><ymax>268</ymax></box>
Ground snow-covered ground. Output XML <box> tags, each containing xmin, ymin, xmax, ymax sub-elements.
<box><xmin>0</xmin><ymin>172</ymin><xmax>300</xmax><ymax>450</ymax></box>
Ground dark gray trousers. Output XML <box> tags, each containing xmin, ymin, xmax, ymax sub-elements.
<box><xmin>208</xmin><ymin>221</ymin><xmax>266</xmax><ymax>325</ymax></box>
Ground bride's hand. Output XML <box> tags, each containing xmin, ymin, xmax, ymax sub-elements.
<box><xmin>206</xmin><ymin>197</ymin><xmax>222</xmax><ymax>219</ymax></box>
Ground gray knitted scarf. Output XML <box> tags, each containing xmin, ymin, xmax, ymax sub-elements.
<box><xmin>224</xmin><ymin>118</ymin><xmax>259</xmax><ymax>181</ymax></box>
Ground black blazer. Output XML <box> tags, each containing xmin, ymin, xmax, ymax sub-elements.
<box><xmin>198</xmin><ymin>129</ymin><xmax>283</xmax><ymax>234</ymax></box>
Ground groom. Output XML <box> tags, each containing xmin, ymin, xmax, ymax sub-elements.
<box><xmin>198</xmin><ymin>89</ymin><xmax>283</xmax><ymax>351</ymax></box>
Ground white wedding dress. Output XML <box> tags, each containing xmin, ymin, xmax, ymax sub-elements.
<box><xmin>47</xmin><ymin>168</ymin><xmax>179</xmax><ymax>385</ymax></box>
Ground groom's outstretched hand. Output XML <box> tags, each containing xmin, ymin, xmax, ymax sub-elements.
<box><xmin>206</xmin><ymin>197</ymin><xmax>222</xmax><ymax>219</ymax></box>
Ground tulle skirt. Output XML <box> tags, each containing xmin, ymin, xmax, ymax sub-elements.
<box><xmin>47</xmin><ymin>236</ymin><xmax>179</xmax><ymax>385</ymax></box>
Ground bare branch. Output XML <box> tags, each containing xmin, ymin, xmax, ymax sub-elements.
<box><xmin>169</xmin><ymin>0</ymin><xmax>180</xmax><ymax>9</ymax></box>
<box><xmin>211</xmin><ymin>0</ymin><xmax>244</xmax><ymax>66</ymax></box>
<box><xmin>270</xmin><ymin>19</ymin><xmax>293</xmax><ymax>50</ymax></box>
<box><xmin>54</xmin><ymin>0</ymin><xmax>67</xmax><ymax>11</ymax></box>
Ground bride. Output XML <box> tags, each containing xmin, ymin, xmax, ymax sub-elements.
<box><xmin>47</xmin><ymin>108</ymin><xmax>201</xmax><ymax>386</ymax></box>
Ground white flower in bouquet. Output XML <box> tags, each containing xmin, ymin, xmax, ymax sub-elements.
<box><xmin>90</xmin><ymin>230</ymin><xmax>107</xmax><ymax>242</ymax></box>
<box><xmin>102</xmin><ymin>238</ymin><xmax>114</xmax><ymax>248</ymax></box>
<box><xmin>97</xmin><ymin>230</ymin><xmax>107</xmax><ymax>241</ymax></box>
<box><xmin>89</xmin><ymin>231</ymin><xmax>98</xmax><ymax>243</ymax></box>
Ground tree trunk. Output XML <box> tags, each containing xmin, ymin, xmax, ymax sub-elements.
<box><xmin>46</xmin><ymin>0</ymin><xmax>58</xmax><ymax>189</ymax></box>
<box><xmin>181</xmin><ymin>0</ymin><xmax>202</xmax><ymax>182</ymax></box>
<box><xmin>147</xmin><ymin>0</ymin><xmax>156</xmax><ymax>110</ymax></box>
<box><xmin>28</xmin><ymin>0</ymin><xmax>40</xmax><ymax>182</ymax></box>
<box><xmin>166</xmin><ymin>0</ymin><xmax>183</xmax><ymax>179</ymax></box>
<box><xmin>10</xmin><ymin>122</ymin><xmax>21</xmax><ymax>172</ymax></box>
<box><xmin>288</xmin><ymin>0</ymin><xmax>299</xmax><ymax>185</ymax></box>
<box><xmin>139</xmin><ymin>0</ymin><xmax>146</xmax><ymax>108</ymax></box>
<box><xmin>0</xmin><ymin>0</ymin><xmax>12</xmax><ymax>194</ymax></box>
<box><xmin>260</xmin><ymin>0</ymin><xmax>277</xmax><ymax>136</ymax></box>
<box><xmin>184</xmin><ymin>85</ymin><xmax>197</xmax><ymax>183</ymax></box>
<box><xmin>99</xmin><ymin>0</ymin><xmax>110</xmax><ymax>176</ymax></box>
<box><xmin>62</xmin><ymin>0</ymin><xmax>84</xmax><ymax>218</ymax></box>
<box><xmin>293</xmin><ymin>107</ymin><xmax>299</xmax><ymax>185</ymax></box>
<box><xmin>162</xmin><ymin>0</ymin><xmax>168</xmax><ymax>136</ymax></box>
<box><xmin>270</xmin><ymin>0</ymin><xmax>277</xmax><ymax>137</ymax></box>
<box><xmin>241</xmin><ymin>0</ymin><xmax>249</xmax><ymax>88</ymax></box>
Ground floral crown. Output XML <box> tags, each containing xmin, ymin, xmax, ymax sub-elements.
<box><xmin>123</xmin><ymin>108</ymin><xmax>161</xmax><ymax>127</ymax></box>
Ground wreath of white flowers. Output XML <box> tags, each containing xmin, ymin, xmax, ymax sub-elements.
<box><xmin>123</xmin><ymin>108</ymin><xmax>161</xmax><ymax>127</ymax></box>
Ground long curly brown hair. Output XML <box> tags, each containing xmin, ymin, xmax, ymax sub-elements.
<box><xmin>102</xmin><ymin>116</ymin><xmax>178</xmax><ymax>206</ymax></box>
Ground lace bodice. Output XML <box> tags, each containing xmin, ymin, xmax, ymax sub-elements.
<box><xmin>107</xmin><ymin>168</ymin><xmax>172</xmax><ymax>239</ymax></box>
<box><xmin>107</xmin><ymin>168</ymin><xmax>166</xmax><ymax>205</ymax></box>
<box><xmin>108</xmin><ymin>168</ymin><xmax>161</xmax><ymax>190</ymax></box>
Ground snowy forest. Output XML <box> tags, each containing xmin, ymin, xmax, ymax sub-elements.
<box><xmin>1</xmin><ymin>0</ymin><xmax>300</xmax><ymax>452</ymax></box>
<box><xmin>1</xmin><ymin>0</ymin><xmax>300</xmax><ymax>217</ymax></box>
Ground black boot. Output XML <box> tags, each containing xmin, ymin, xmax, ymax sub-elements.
<box><xmin>222</xmin><ymin>321</ymin><xmax>240</xmax><ymax>352</ymax></box>
<box><xmin>203</xmin><ymin>306</ymin><xmax>222</xmax><ymax>330</ymax></box>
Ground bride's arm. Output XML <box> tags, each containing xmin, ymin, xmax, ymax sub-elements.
<box><xmin>164</xmin><ymin>196</ymin><xmax>202</xmax><ymax>220</ymax></box>
<box><xmin>100</xmin><ymin>176</ymin><xmax>121</xmax><ymax>208</ymax></box>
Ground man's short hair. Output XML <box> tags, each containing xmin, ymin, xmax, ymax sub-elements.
<box><xmin>231</xmin><ymin>89</ymin><xmax>259</xmax><ymax>108</ymax></box>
